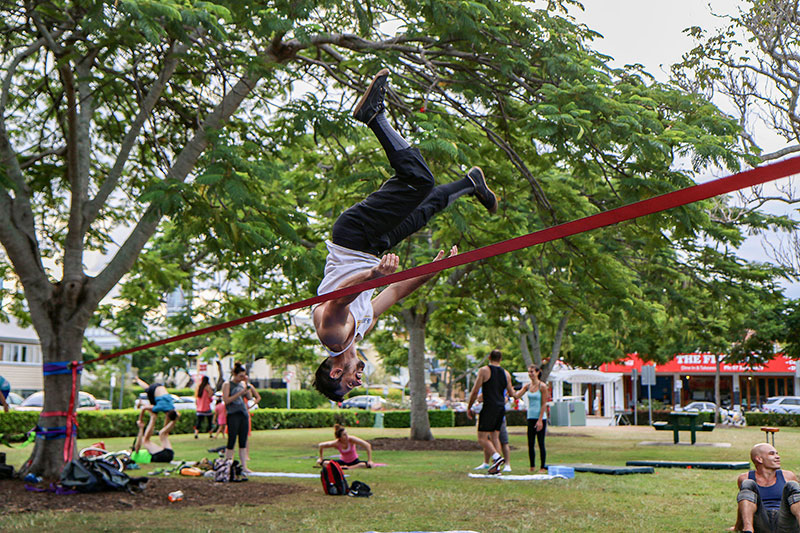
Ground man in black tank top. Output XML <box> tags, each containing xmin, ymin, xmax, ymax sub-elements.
<box><xmin>735</xmin><ymin>443</ymin><xmax>800</xmax><ymax>533</ymax></box>
<box><xmin>467</xmin><ymin>349</ymin><xmax>516</xmax><ymax>475</ymax></box>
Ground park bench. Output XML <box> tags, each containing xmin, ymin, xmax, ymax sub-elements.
<box><xmin>652</xmin><ymin>412</ymin><xmax>715</xmax><ymax>444</ymax></box>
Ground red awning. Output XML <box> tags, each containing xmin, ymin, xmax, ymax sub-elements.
<box><xmin>599</xmin><ymin>353</ymin><xmax>798</xmax><ymax>375</ymax></box>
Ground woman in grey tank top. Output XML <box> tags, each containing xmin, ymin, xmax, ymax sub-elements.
<box><xmin>222</xmin><ymin>362</ymin><xmax>255</xmax><ymax>473</ymax></box>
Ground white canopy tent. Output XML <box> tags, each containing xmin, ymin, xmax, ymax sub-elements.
<box><xmin>516</xmin><ymin>368</ymin><xmax>624</xmax><ymax>419</ymax></box>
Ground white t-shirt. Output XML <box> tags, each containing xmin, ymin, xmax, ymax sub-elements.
<box><xmin>316</xmin><ymin>241</ymin><xmax>380</xmax><ymax>356</ymax></box>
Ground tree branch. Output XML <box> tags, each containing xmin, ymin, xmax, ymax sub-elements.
<box><xmin>88</xmin><ymin>73</ymin><xmax>261</xmax><ymax>305</ymax></box>
<box><xmin>83</xmin><ymin>40</ymin><xmax>192</xmax><ymax>230</ymax></box>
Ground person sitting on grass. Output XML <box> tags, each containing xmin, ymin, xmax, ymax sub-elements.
<box><xmin>317</xmin><ymin>423</ymin><xmax>374</xmax><ymax>469</ymax></box>
<box><xmin>733</xmin><ymin>443</ymin><xmax>800</xmax><ymax>533</ymax></box>
<box><xmin>132</xmin><ymin>408</ymin><xmax>176</xmax><ymax>464</ymax></box>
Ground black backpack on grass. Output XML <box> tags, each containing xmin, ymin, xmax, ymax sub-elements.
<box><xmin>61</xmin><ymin>459</ymin><xmax>102</xmax><ymax>492</ymax></box>
<box><xmin>61</xmin><ymin>458</ymin><xmax>145</xmax><ymax>493</ymax></box>
<box><xmin>348</xmin><ymin>480</ymin><xmax>372</xmax><ymax>497</ymax></box>
<box><xmin>320</xmin><ymin>461</ymin><xmax>348</xmax><ymax>495</ymax></box>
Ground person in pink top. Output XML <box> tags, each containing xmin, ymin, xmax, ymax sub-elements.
<box><xmin>317</xmin><ymin>423</ymin><xmax>374</xmax><ymax>469</ymax></box>
<box><xmin>194</xmin><ymin>376</ymin><xmax>215</xmax><ymax>438</ymax></box>
<box><xmin>212</xmin><ymin>394</ymin><xmax>227</xmax><ymax>439</ymax></box>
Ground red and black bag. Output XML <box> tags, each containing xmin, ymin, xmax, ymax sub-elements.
<box><xmin>320</xmin><ymin>461</ymin><xmax>348</xmax><ymax>495</ymax></box>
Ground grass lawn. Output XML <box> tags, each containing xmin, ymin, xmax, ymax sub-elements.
<box><xmin>2</xmin><ymin>422</ymin><xmax>793</xmax><ymax>532</ymax></box>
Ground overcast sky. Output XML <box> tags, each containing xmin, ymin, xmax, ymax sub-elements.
<box><xmin>571</xmin><ymin>0</ymin><xmax>800</xmax><ymax>298</ymax></box>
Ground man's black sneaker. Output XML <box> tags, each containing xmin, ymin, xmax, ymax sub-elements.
<box><xmin>487</xmin><ymin>456</ymin><xmax>505</xmax><ymax>475</ymax></box>
<box><xmin>467</xmin><ymin>166</ymin><xmax>498</xmax><ymax>214</ymax></box>
<box><xmin>353</xmin><ymin>68</ymin><xmax>390</xmax><ymax>124</ymax></box>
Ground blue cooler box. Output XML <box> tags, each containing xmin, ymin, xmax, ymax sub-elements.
<box><xmin>547</xmin><ymin>465</ymin><xmax>575</xmax><ymax>478</ymax></box>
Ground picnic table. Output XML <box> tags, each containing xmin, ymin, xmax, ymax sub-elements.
<box><xmin>652</xmin><ymin>411</ymin><xmax>715</xmax><ymax>444</ymax></box>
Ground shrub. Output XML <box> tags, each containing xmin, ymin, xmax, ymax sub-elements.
<box><xmin>453</xmin><ymin>410</ymin><xmax>527</xmax><ymax>427</ymax></box>
<box><xmin>633</xmin><ymin>409</ymin><xmax>715</xmax><ymax>425</ymax></box>
<box><xmin>0</xmin><ymin>407</ymin><xmax>374</xmax><ymax>440</ymax></box>
<box><xmin>257</xmin><ymin>389</ymin><xmax>328</xmax><ymax>409</ymax></box>
<box><xmin>455</xmin><ymin>411</ymin><xmax>475</xmax><ymax>427</ymax></box>
<box><xmin>744</xmin><ymin>412</ymin><xmax>800</xmax><ymax>427</ymax></box>
<box><xmin>383</xmin><ymin>410</ymin><xmax>454</xmax><ymax>428</ymax></box>
<box><xmin>251</xmin><ymin>409</ymin><xmax>374</xmax><ymax>430</ymax></box>
<box><xmin>166</xmin><ymin>388</ymin><xmax>196</xmax><ymax>397</ymax></box>
<box><xmin>0</xmin><ymin>411</ymin><xmax>39</xmax><ymax>441</ymax></box>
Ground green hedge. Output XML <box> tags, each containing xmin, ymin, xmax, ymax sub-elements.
<box><xmin>383</xmin><ymin>410</ymin><xmax>454</xmax><ymax>428</ymax></box>
<box><xmin>164</xmin><ymin>388</ymin><xmax>329</xmax><ymax>409</ymax></box>
<box><xmin>633</xmin><ymin>409</ymin><xmax>715</xmax><ymax>426</ymax></box>
<box><xmin>256</xmin><ymin>389</ymin><xmax>329</xmax><ymax>409</ymax></box>
<box><xmin>0</xmin><ymin>408</ymin><xmax>375</xmax><ymax>441</ymax></box>
<box><xmin>744</xmin><ymin>412</ymin><xmax>800</xmax><ymax>427</ymax></box>
<box><xmin>454</xmin><ymin>410</ymin><xmax>528</xmax><ymax>427</ymax></box>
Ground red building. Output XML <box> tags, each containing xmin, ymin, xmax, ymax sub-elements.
<box><xmin>599</xmin><ymin>353</ymin><xmax>800</xmax><ymax>409</ymax></box>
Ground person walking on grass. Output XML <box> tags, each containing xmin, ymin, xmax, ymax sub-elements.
<box><xmin>467</xmin><ymin>349</ymin><xmax>516</xmax><ymax>475</ymax></box>
<box><xmin>222</xmin><ymin>362</ymin><xmax>256</xmax><ymax>474</ymax></box>
<box><xmin>473</xmin><ymin>393</ymin><xmax>511</xmax><ymax>472</ymax></box>
<box><xmin>513</xmin><ymin>364</ymin><xmax>549</xmax><ymax>473</ymax></box>
<box><xmin>194</xmin><ymin>375</ymin><xmax>215</xmax><ymax>439</ymax></box>
<box><xmin>317</xmin><ymin>423</ymin><xmax>374</xmax><ymax>469</ymax></box>
<box><xmin>312</xmin><ymin>68</ymin><xmax>498</xmax><ymax>402</ymax></box>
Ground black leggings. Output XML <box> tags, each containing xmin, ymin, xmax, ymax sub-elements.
<box><xmin>527</xmin><ymin>418</ymin><xmax>547</xmax><ymax>469</ymax></box>
<box><xmin>226</xmin><ymin>412</ymin><xmax>249</xmax><ymax>450</ymax></box>
<box><xmin>195</xmin><ymin>412</ymin><xmax>213</xmax><ymax>433</ymax></box>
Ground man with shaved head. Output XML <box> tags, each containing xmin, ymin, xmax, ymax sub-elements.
<box><xmin>733</xmin><ymin>443</ymin><xmax>800</xmax><ymax>532</ymax></box>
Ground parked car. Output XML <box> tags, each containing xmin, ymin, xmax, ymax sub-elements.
<box><xmin>16</xmin><ymin>391</ymin><xmax>101</xmax><ymax>411</ymax></box>
<box><xmin>341</xmin><ymin>395</ymin><xmax>385</xmax><ymax>410</ymax></box>
<box><xmin>675</xmin><ymin>401</ymin><xmax>728</xmax><ymax>417</ymax></box>
<box><xmin>761</xmin><ymin>396</ymin><xmax>800</xmax><ymax>414</ymax></box>
<box><xmin>5</xmin><ymin>391</ymin><xmax>24</xmax><ymax>410</ymax></box>
<box><xmin>95</xmin><ymin>399</ymin><xmax>112</xmax><ymax>410</ymax></box>
<box><xmin>134</xmin><ymin>392</ymin><xmax>196</xmax><ymax>411</ymax></box>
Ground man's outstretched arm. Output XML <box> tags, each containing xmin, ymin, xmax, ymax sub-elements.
<box><xmin>368</xmin><ymin>246</ymin><xmax>457</xmax><ymax>324</ymax></box>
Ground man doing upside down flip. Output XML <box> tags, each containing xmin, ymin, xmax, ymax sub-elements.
<box><xmin>313</xmin><ymin>68</ymin><xmax>498</xmax><ymax>401</ymax></box>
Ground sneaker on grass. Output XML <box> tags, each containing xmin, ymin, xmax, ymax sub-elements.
<box><xmin>488</xmin><ymin>456</ymin><xmax>505</xmax><ymax>475</ymax></box>
<box><xmin>502</xmin><ymin>465</ymin><xmax>512</xmax><ymax>472</ymax></box>
<box><xmin>473</xmin><ymin>462</ymin><xmax>490</xmax><ymax>470</ymax></box>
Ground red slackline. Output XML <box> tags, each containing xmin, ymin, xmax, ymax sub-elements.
<box><xmin>84</xmin><ymin>155</ymin><xmax>800</xmax><ymax>366</ymax></box>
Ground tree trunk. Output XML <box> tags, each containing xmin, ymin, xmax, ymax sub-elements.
<box><xmin>403</xmin><ymin>308</ymin><xmax>433</xmax><ymax>441</ymax></box>
<box><xmin>22</xmin><ymin>287</ymin><xmax>93</xmax><ymax>478</ymax></box>
<box><xmin>714</xmin><ymin>355</ymin><xmax>722</xmax><ymax>424</ymax></box>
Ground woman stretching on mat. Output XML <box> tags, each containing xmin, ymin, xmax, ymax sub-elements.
<box><xmin>514</xmin><ymin>365</ymin><xmax>549</xmax><ymax>473</ymax></box>
<box><xmin>317</xmin><ymin>424</ymin><xmax>374</xmax><ymax>469</ymax></box>
<box><xmin>222</xmin><ymin>362</ymin><xmax>256</xmax><ymax>474</ymax></box>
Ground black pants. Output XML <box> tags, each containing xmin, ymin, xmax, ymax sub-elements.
<box><xmin>332</xmin><ymin>147</ymin><xmax>464</xmax><ymax>256</ymax></box>
<box><xmin>195</xmin><ymin>411</ymin><xmax>213</xmax><ymax>433</ymax></box>
<box><xmin>226</xmin><ymin>412</ymin><xmax>249</xmax><ymax>450</ymax></box>
<box><xmin>527</xmin><ymin>418</ymin><xmax>547</xmax><ymax>469</ymax></box>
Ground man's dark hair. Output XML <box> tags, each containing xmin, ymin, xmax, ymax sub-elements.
<box><xmin>489</xmin><ymin>349</ymin><xmax>502</xmax><ymax>362</ymax></box>
<box><xmin>166</xmin><ymin>410</ymin><xmax>178</xmax><ymax>421</ymax></box>
<box><xmin>313</xmin><ymin>358</ymin><xmax>344</xmax><ymax>402</ymax></box>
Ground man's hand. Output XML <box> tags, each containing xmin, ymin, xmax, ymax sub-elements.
<box><xmin>466</xmin><ymin>409</ymin><xmax>474</xmax><ymax>420</ymax></box>
<box><xmin>373</xmin><ymin>253</ymin><xmax>399</xmax><ymax>277</ymax></box>
<box><xmin>433</xmin><ymin>245</ymin><xmax>458</xmax><ymax>262</ymax></box>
